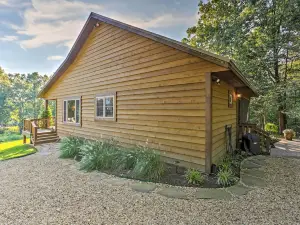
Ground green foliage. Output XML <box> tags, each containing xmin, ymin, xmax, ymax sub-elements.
<box><xmin>217</xmin><ymin>169</ymin><xmax>238</xmax><ymax>187</ymax></box>
<box><xmin>184</xmin><ymin>0</ymin><xmax>300</xmax><ymax>131</ymax></box>
<box><xmin>130</xmin><ymin>145</ymin><xmax>165</xmax><ymax>181</ymax></box>
<box><xmin>0</xmin><ymin>68</ymin><xmax>50</xmax><ymax>131</ymax></box>
<box><xmin>59</xmin><ymin>136</ymin><xmax>85</xmax><ymax>159</ymax></box>
<box><xmin>0</xmin><ymin>133</ymin><xmax>23</xmax><ymax>142</ymax></box>
<box><xmin>216</xmin><ymin>154</ymin><xmax>242</xmax><ymax>187</ymax></box>
<box><xmin>63</xmin><ymin>137</ymin><xmax>165</xmax><ymax>181</ymax></box>
<box><xmin>185</xmin><ymin>168</ymin><xmax>204</xmax><ymax>185</ymax></box>
<box><xmin>79</xmin><ymin>139</ymin><xmax>121</xmax><ymax>171</ymax></box>
<box><xmin>0</xmin><ymin>139</ymin><xmax>36</xmax><ymax>161</ymax></box>
<box><xmin>265</xmin><ymin>123</ymin><xmax>278</xmax><ymax>134</ymax></box>
<box><xmin>40</xmin><ymin>108</ymin><xmax>53</xmax><ymax>119</ymax></box>
<box><xmin>0</xmin><ymin>126</ymin><xmax>23</xmax><ymax>142</ymax></box>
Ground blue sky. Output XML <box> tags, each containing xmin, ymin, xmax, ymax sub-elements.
<box><xmin>0</xmin><ymin>0</ymin><xmax>199</xmax><ymax>75</ymax></box>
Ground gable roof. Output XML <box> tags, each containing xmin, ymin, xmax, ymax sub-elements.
<box><xmin>38</xmin><ymin>12</ymin><xmax>258</xmax><ymax>98</ymax></box>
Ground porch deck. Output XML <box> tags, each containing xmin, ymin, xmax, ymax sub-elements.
<box><xmin>22</xmin><ymin>117</ymin><xmax>58</xmax><ymax>145</ymax></box>
<box><xmin>271</xmin><ymin>139</ymin><xmax>300</xmax><ymax>158</ymax></box>
<box><xmin>37</xmin><ymin>128</ymin><xmax>56</xmax><ymax>134</ymax></box>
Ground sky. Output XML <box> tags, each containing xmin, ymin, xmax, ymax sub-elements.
<box><xmin>0</xmin><ymin>0</ymin><xmax>199</xmax><ymax>76</ymax></box>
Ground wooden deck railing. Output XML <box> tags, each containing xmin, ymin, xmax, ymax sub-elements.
<box><xmin>238</xmin><ymin>122</ymin><xmax>272</xmax><ymax>152</ymax></box>
<box><xmin>31</xmin><ymin>121</ymin><xmax>38</xmax><ymax>144</ymax></box>
<box><xmin>23</xmin><ymin>117</ymin><xmax>56</xmax><ymax>145</ymax></box>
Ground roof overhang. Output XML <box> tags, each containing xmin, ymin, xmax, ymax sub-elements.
<box><xmin>38</xmin><ymin>12</ymin><xmax>258</xmax><ymax>98</ymax></box>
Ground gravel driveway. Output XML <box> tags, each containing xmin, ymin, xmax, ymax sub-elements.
<box><xmin>1</xmin><ymin>143</ymin><xmax>300</xmax><ymax>225</ymax></box>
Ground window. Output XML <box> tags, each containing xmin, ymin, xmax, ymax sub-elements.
<box><xmin>63</xmin><ymin>97</ymin><xmax>81</xmax><ymax>124</ymax></box>
<box><xmin>95</xmin><ymin>93</ymin><xmax>115</xmax><ymax>120</ymax></box>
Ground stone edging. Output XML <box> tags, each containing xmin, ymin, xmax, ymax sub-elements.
<box><xmin>128</xmin><ymin>155</ymin><xmax>269</xmax><ymax>200</ymax></box>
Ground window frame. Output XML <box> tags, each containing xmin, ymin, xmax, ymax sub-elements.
<box><xmin>95</xmin><ymin>92</ymin><xmax>116</xmax><ymax>121</ymax></box>
<box><xmin>63</xmin><ymin>96</ymin><xmax>81</xmax><ymax>126</ymax></box>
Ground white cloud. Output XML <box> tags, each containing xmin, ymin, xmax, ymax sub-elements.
<box><xmin>47</xmin><ymin>55</ymin><xmax>64</xmax><ymax>61</ymax></box>
<box><xmin>0</xmin><ymin>0</ymin><xmax>9</xmax><ymax>5</ymax></box>
<box><xmin>106</xmin><ymin>13</ymin><xmax>196</xmax><ymax>30</ymax></box>
<box><xmin>0</xmin><ymin>0</ymin><xmax>30</xmax><ymax>7</ymax></box>
<box><xmin>10</xmin><ymin>0</ymin><xmax>103</xmax><ymax>49</ymax></box>
<box><xmin>8</xmin><ymin>0</ymin><xmax>197</xmax><ymax>50</ymax></box>
<box><xmin>0</xmin><ymin>35</ymin><xmax>18</xmax><ymax>41</ymax></box>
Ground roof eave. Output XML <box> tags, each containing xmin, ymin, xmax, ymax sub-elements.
<box><xmin>228</xmin><ymin>60</ymin><xmax>259</xmax><ymax>97</ymax></box>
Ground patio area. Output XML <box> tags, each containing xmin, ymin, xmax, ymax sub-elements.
<box><xmin>271</xmin><ymin>138</ymin><xmax>300</xmax><ymax>158</ymax></box>
<box><xmin>0</xmin><ymin>143</ymin><xmax>300</xmax><ymax>224</ymax></box>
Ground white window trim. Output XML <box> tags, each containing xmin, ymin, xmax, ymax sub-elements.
<box><xmin>95</xmin><ymin>92</ymin><xmax>116</xmax><ymax>121</ymax></box>
<box><xmin>63</xmin><ymin>97</ymin><xmax>81</xmax><ymax>125</ymax></box>
<box><xmin>96</xmin><ymin>95</ymin><xmax>115</xmax><ymax>119</ymax></box>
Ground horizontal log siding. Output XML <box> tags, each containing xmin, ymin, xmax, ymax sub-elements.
<box><xmin>211</xmin><ymin>82</ymin><xmax>237</xmax><ymax>164</ymax></box>
<box><xmin>44</xmin><ymin>23</ymin><xmax>227</xmax><ymax>169</ymax></box>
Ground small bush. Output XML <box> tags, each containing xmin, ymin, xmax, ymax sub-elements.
<box><xmin>283</xmin><ymin>129</ymin><xmax>295</xmax><ymax>140</ymax></box>
<box><xmin>0</xmin><ymin>133</ymin><xmax>23</xmax><ymax>142</ymax></box>
<box><xmin>59</xmin><ymin>136</ymin><xmax>85</xmax><ymax>159</ymax></box>
<box><xmin>185</xmin><ymin>168</ymin><xmax>204</xmax><ymax>185</ymax></box>
<box><xmin>265</xmin><ymin>123</ymin><xmax>278</xmax><ymax>134</ymax></box>
<box><xmin>79</xmin><ymin>139</ymin><xmax>120</xmax><ymax>171</ymax></box>
<box><xmin>130</xmin><ymin>145</ymin><xmax>165</xmax><ymax>181</ymax></box>
<box><xmin>217</xmin><ymin>169</ymin><xmax>238</xmax><ymax>187</ymax></box>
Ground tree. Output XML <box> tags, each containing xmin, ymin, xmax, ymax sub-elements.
<box><xmin>0</xmin><ymin>68</ymin><xmax>50</xmax><ymax>133</ymax></box>
<box><xmin>183</xmin><ymin>0</ymin><xmax>300</xmax><ymax>132</ymax></box>
<box><xmin>0</xmin><ymin>67</ymin><xmax>11</xmax><ymax>125</ymax></box>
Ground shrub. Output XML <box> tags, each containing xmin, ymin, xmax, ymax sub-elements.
<box><xmin>130</xmin><ymin>145</ymin><xmax>165</xmax><ymax>181</ymax></box>
<box><xmin>185</xmin><ymin>168</ymin><xmax>204</xmax><ymax>185</ymax></box>
<box><xmin>59</xmin><ymin>136</ymin><xmax>165</xmax><ymax>181</ymax></box>
<box><xmin>218</xmin><ymin>154</ymin><xmax>244</xmax><ymax>176</ymax></box>
<box><xmin>79</xmin><ymin>139</ymin><xmax>121</xmax><ymax>171</ymax></box>
<box><xmin>0</xmin><ymin>133</ymin><xmax>23</xmax><ymax>142</ymax></box>
<box><xmin>265</xmin><ymin>123</ymin><xmax>278</xmax><ymax>134</ymax></box>
<box><xmin>59</xmin><ymin>136</ymin><xmax>85</xmax><ymax>159</ymax></box>
<box><xmin>283</xmin><ymin>129</ymin><xmax>295</xmax><ymax>140</ymax></box>
<box><xmin>217</xmin><ymin>168</ymin><xmax>238</xmax><ymax>187</ymax></box>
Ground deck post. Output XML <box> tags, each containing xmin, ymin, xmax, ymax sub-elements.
<box><xmin>205</xmin><ymin>72</ymin><xmax>212</xmax><ymax>173</ymax></box>
<box><xmin>45</xmin><ymin>99</ymin><xmax>49</xmax><ymax>128</ymax></box>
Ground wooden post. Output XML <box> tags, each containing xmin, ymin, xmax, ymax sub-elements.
<box><xmin>55</xmin><ymin>99</ymin><xmax>57</xmax><ymax>132</ymax></box>
<box><xmin>205</xmin><ymin>72</ymin><xmax>212</xmax><ymax>173</ymax></box>
<box><xmin>23</xmin><ymin>135</ymin><xmax>26</xmax><ymax>144</ymax></box>
<box><xmin>45</xmin><ymin>99</ymin><xmax>49</xmax><ymax>128</ymax></box>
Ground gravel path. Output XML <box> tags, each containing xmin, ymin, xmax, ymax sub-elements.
<box><xmin>1</xmin><ymin>143</ymin><xmax>300</xmax><ymax>225</ymax></box>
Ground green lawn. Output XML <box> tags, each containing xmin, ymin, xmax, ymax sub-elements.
<box><xmin>0</xmin><ymin>140</ymin><xmax>37</xmax><ymax>161</ymax></box>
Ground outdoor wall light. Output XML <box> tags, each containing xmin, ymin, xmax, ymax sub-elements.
<box><xmin>94</xmin><ymin>22</ymin><xmax>100</xmax><ymax>27</ymax></box>
<box><xmin>212</xmin><ymin>76</ymin><xmax>221</xmax><ymax>85</ymax></box>
<box><xmin>237</xmin><ymin>93</ymin><xmax>242</xmax><ymax>98</ymax></box>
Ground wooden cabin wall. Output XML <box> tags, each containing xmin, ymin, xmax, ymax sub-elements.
<box><xmin>44</xmin><ymin>23</ymin><xmax>227</xmax><ymax>170</ymax></box>
<box><xmin>211</xmin><ymin>82</ymin><xmax>237</xmax><ymax>164</ymax></box>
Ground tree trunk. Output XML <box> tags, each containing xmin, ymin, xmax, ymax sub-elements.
<box><xmin>279</xmin><ymin>109</ymin><xmax>286</xmax><ymax>134</ymax></box>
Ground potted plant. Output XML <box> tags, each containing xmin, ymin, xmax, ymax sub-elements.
<box><xmin>283</xmin><ymin>129</ymin><xmax>295</xmax><ymax>141</ymax></box>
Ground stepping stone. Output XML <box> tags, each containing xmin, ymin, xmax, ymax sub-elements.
<box><xmin>252</xmin><ymin>155</ymin><xmax>268</xmax><ymax>160</ymax></box>
<box><xmin>194</xmin><ymin>188</ymin><xmax>232</xmax><ymax>200</ymax></box>
<box><xmin>241</xmin><ymin>174</ymin><xmax>266</xmax><ymax>187</ymax></box>
<box><xmin>131</xmin><ymin>183</ymin><xmax>156</xmax><ymax>193</ymax></box>
<box><xmin>157</xmin><ymin>188</ymin><xmax>188</xmax><ymax>199</ymax></box>
<box><xmin>106</xmin><ymin>179</ymin><xmax>129</xmax><ymax>186</ymax></box>
<box><xmin>248</xmin><ymin>159</ymin><xmax>266</xmax><ymax>166</ymax></box>
<box><xmin>242</xmin><ymin>169</ymin><xmax>265</xmax><ymax>179</ymax></box>
<box><xmin>226</xmin><ymin>183</ymin><xmax>252</xmax><ymax>196</ymax></box>
<box><xmin>241</xmin><ymin>160</ymin><xmax>262</xmax><ymax>169</ymax></box>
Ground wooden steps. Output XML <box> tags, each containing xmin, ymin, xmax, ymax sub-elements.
<box><xmin>32</xmin><ymin>132</ymin><xmax>59</xmax><ymax>145</ymax></box>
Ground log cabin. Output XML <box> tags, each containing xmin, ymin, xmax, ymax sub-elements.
<box><xmin>23</xmin><ymin>12</ymin><xmax>265</xmax><ymax>172</ymax></box>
